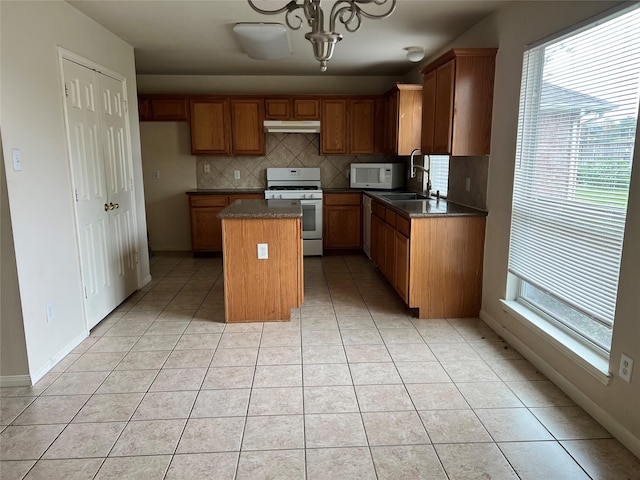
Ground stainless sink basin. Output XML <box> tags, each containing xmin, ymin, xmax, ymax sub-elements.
<box><xmin>376</xmin><ymin>192</ymin><xmax>428</xmax><ymax>200</ymax></box>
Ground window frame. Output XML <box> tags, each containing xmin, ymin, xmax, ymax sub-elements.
<box><xmin>506</xmin><ymin>2</ymin><xmax>639</xmax><ymax>357</ymax></box>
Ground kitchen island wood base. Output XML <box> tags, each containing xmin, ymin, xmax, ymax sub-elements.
<box><xmin>219</xmin><ymin>200</ymin><xmax>303</xmax><ymax>322</ymax></box>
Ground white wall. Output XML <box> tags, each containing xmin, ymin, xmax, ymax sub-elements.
<box><xmin>430</xmin><ymin>1</ymin><xmax>640</xmax><ymax>455</ymax></box>
<box><xmin>0</xmin><ymin>138</ymin><xmax>30</xmax><ymax>381</ymax></box>
<box><xmin>137</xmin><ymin>75</ymin><xmax>403</xmax><ymax>95</ymax></box>
<box><xmin>140</xmin><ymin>122</ymin><xmax>196</xmax><ymax>251</ymax></box>
<box><xmin>0</xmin><ymin>1</ymin><xmax>150</xmax><ymax>382</ymax></box>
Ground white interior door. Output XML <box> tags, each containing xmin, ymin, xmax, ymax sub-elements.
<box><xmin>98</xmin><ymin>73</ymin><xmax>138</xmax><ymax>304</ymax></box>
<box><xmin>62</xmin><ymin>58</ymin><xmax>138</xmax><ymax>329</ymax></box>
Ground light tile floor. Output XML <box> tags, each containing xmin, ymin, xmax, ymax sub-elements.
<box><xmin>1</xmin><ymin>254</ymin><xmax>639</xmax><ymax>479</ymax></box>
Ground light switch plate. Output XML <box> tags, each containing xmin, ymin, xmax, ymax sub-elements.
<box><xmin>12</xmin><ymin>149</ymin><xmax>22</xmax><ymax>171</ymax></box>
<box><xmin>46</xmin><ymin>302</ymin><xmax>54</xmax><ymax>323</ymax></box>
<box><xmin>234</xmin><ymin>170</ymin><xmax>241</xmax><ymax>180</ymax></box>
<box><xmin>257</xmin><ymin>243</ymin><xmax>268</xmax><ymax>259</ymax></box>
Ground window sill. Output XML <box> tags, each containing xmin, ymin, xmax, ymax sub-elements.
<box><xmin>500</xmin><ymin>299</ymin><xmax>611</xmax><ymax>385</ymax></box>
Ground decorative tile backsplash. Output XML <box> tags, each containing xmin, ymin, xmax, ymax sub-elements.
<box><xmin>196</xmin><ymin>133</ymin><xmax>389</xmax><ymax>189</ymax></box>
<box><xmin>447</xmin><ymin>156</ymin><xmax>489</xmax><ymax>210</ymax></box>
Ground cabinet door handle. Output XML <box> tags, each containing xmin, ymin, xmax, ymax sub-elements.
<box><xmin>104</xmin><ymin>203</ymin><xmax>110</xmax><ymax>211</ymax></box>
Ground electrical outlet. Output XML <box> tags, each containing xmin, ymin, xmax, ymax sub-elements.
<box><xmin>46</xmin><ymin>302</ymin><xmax>54</xmax><ymax>323</ymax></box>
<box><xmin>257</xmin><ymin>243</ymin><xmax>268</xmax><ymax>259</ymax></box>
<box><xmin>619</xmin><ymin>353</ymin><xmax>634</xmax><ymax>383</ymax></box>
<box><xmin>152</xmin><ymin>169</ymin><xmax>160</xmax><ymax>179</ymax></box>
<box><xmin>203</xmin><ymin>163</ymin><xmax>211</xmax><ymax>174</ymax></box>
<box><xmin>234</xmin><ymin>170</ymin><xmax>241</xmax><ymax>180</ymax></box>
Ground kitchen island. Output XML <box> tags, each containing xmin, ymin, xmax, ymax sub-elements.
<box><xmin>217</xmin><ymin>199</ymin><xmax>303</xmax><ymax>322</ymax></box>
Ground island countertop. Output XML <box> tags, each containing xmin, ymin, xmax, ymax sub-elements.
<box><xmin>217</xmin><ymin>199</ymin><xmax>303</xmax><ymax>219</ymax></box>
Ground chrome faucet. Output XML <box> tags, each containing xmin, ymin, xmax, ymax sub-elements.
<box><xmin>410</xmin><ymin>148</ymin><xmax>431</xmax><ymax>194</ymax></box>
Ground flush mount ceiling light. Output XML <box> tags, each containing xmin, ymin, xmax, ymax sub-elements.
<box><xmin>233</xmin><ymin>23</ymin><xmax>291</xmax><ymax>60</ymax></box>
<box><xmin>247</xmin><ymin>0</ymin><xmax>397</xmax><ymax>72</ymax></box>
<box><xmin>405</xmin><ymin>46</ymin><xmax>425</xmax><ymax>63</ymax></box>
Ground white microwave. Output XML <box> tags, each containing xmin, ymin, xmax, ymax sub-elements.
<box><xmin>350</xmin><ymin>163</ymin><xmax>405</xmax><ymax>190</ymax></box>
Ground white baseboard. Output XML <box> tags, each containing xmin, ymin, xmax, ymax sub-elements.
<box><xmin>29</xmin><ymin>330</ymin><xmax>88</xmax><ymax>385</ymax></box>
<box><xmin>0</xmin><ymin>374</ymin><xmax>32</xmax><ymax>387</ymax></box>
<box><xmin>480</xmin><ymin>308</ymin><xmax>640</xmax><ymax>459</ymax></box>
<box><xmin>140</xmin><ymin>274</ymin><xmax>152</xmax><ymax>288</ymax></box>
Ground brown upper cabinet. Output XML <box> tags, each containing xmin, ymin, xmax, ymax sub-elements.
<box><xmin>349</xmin><ymin>98</ymin><xmax>376</xmax><ymax>155</ymax></box>
<box><xmin>230</xmin><ymin>98</ymin><xmax>265</xmax><ymax>155</ymax></box>
<box><xmin>383</xmin><ymin>84</ymin><xmax>423</xmax><ymax>156</ymax></box>
<box><xmin>138</xmin><ymin>95</ymin><xmax>189</xmax><ymax>121</ymax></box>
<box><xmin>190</xmin><ymin>98</ymin><xmax>232</xmax><ymax>155</ymax></box>
<box><xmin>321</xmin><ymin>97</ymin><xmax>381</xmax><ymax>155</ymax></box>
<box><xmin>189</xmin><ymin>97</ymin><xmax>264</xmax><ymax>155</ymax></box>
<box><xmin>265</xmin><ymin>97</ymin><xmax>320</xmax><ymax>120</ymax></box>
<box><xmin>321</xmin><ymin>98</ymin><xmax>348</xmax><ymax>155</ymax></box>
<box><xmin>420</xmin><ymin>48</ymin><xmax>497</xmax><ymax>156</ymax></box>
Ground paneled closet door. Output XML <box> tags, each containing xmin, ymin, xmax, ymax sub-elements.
<box><xmin>98</xmin><ymin>73</ymin><xmax>138</xmax><ymax>304</ymax></box>
<box><xmin>62</xmin><ymin>58</ymin><xmax>137</xmax><ymax>329</ymax></box>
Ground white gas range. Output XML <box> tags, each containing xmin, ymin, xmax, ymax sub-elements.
<box><xmin>265</xmin><ymin>168</ymin><xmax>323</xmax><ymax>256</ymax></box>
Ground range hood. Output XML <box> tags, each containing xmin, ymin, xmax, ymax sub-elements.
<box><xmin>263</xmin><ymin>120</ymin><xmax>321</xmax><ymax>133</ymax></box>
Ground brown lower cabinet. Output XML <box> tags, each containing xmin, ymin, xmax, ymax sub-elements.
<box><xmin>323</xmin><ymin>193</ymin><xmax>362</xmax><ymax>252</ymax></box>
<box><xmin>188</xmin><ymin>193</ymin><xmax>264</xmax><ymax>253</ymax></box>
<box><xmin>370</xmin><ymin>199</ymin><xmax>485</xmax><ymax>318</ymax></box>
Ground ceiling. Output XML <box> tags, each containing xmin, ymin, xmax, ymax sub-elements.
<box><xmin>68</xmin><ymin>0</ymin><xmax>506</xmax><ymax>77</ymax></box>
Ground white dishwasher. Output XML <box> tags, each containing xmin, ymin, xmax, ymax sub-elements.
<box><xmin>363</xmin><ymin>194</ymin><xmax>372</xmax><ymax>259</ymax></box>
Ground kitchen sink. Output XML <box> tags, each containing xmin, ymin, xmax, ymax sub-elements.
<box><xmin>376</xmin><ymin>192</ymin><xmax>428</xmax><ymax>200</ymax></box>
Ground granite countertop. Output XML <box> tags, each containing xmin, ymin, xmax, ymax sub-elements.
<box><xmin>186</xmin><ymin>189</ymin><xmax>265</xmax><ymax>195</ymax></box>
<box><xmin>217</xmin><ymin>199</ymin><xmax>303</xmax><ymax>219</ymax></box>
<box><xmin>323</xmin><ymin>188</ymin><xmax>367</xmax><ymax>194</ymax></box>
<box><xmin>366</xmin><ymin>191</ymin><xmax>487</xmax><ymax>218</ymax></box>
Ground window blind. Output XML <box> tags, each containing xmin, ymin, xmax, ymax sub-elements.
<box><xmin>509</xmin><ymin>6</ymin><xmax>639</xmax><ymax>331</ymax></box>
<box><xmin>429</xmin><ymin>155</ymin><xmax>449</xmax><ymax>197</ymax></box>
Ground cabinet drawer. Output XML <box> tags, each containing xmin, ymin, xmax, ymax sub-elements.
<box><xmin>325</xmin><ymin>193</ymin><xmax>361</xmax><ymax>206</ymax></box>
<box><xmin>385</xmin><ymin>209</ymin><xmax>397</xmax><ymax>228</ymax></box>
<box><xmin>396</xmin><ymin>215</ymin><xmax>410</xmax><ymax>237</ymax></box>
<box><xmin>189</xmin><ymin>195</ymin><xmax>228</xmax><ymax>207</ymax></box>
<box><xmin>372</xmin><ymin>201</ymin><xmax>385</xmax><ymax>218</ymax></box>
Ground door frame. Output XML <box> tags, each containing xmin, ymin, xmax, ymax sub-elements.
<box><xmin>57</xmin><ymin>48</ymin><xmax>141</xmax><ymax>331</ymax></box>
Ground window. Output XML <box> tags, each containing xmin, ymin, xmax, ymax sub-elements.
<box><xmin>428</xmin><ymin>155</ymin><xmax>449</xmax><ymax>197</ymax></box>
<box><xmin>508</xmin><ymin>5</ymin><xmax>640</xmax><ymax>353</ymax></box>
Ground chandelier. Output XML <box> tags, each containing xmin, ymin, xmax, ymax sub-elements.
<box><xmin>247</xmin><ymin>0</ymin><xmax>397</xmax><ymax>72</ymax></box>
